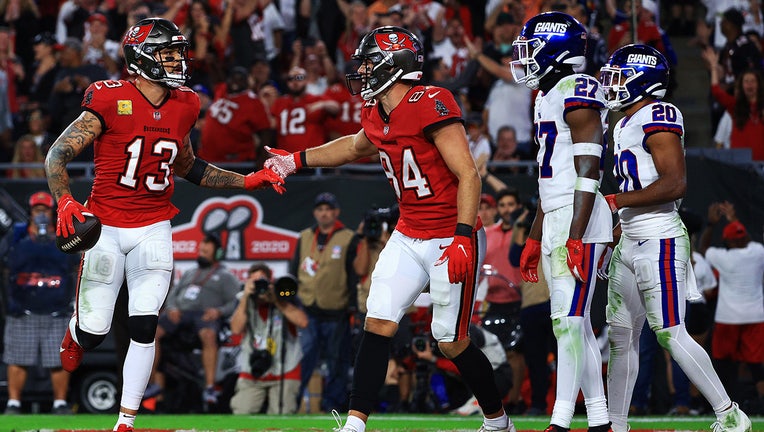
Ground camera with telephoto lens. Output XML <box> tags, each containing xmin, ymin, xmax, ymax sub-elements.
<box><xmin>362</xmin><ymin>205</ymin><xmax>399</xmax><ymax>240</ymax></box>
<box><xmin>249</xmin><ymin>349</ymin><xmax>273</xmax><ymax>377</ymax></box>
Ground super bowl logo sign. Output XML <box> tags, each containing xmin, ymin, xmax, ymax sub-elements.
<box><xmin>172</xmin><ymin>195</ymin><xmax>298</xmax><ymax>260</ymax></box>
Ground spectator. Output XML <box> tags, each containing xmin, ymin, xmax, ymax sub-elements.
<box><xmin>180</xmin><ymin>0</ymin><xmax>222</xmax><ymax>80</ymax></box>
<box><xmin>716</xmin><ymin>8</ymin><xmax>763</xmax><ymax>92</ymax></box>
<box><xmin>270</xmin><ymin>66</ymin><xmax>339</xmax><ymax>153</ymax></box>
<box><xmin>468</xmin><ymin>14</ymin><xmax>532</xmax><ymax>149</ymax></box>
<box><xmin>509</xmin><ymin>204</ymin><xmax>553</xmax><ymax>416</ymax></box>
<box><xmin>700</xmin><ymin>202</ymin><xmax>764</xmax><ymax>412</ymax></box>
<box><xmin>55</xmin><ymin>0</ymin><xmax>98</xmax><ymax>42</ymax></box>
<box><xmin>478</xmin><ymin>193</ymin><xmax>498</xmax><ymax>227</ymax></box>
<box><xmin>430</xmin><ymin>17</ymin><xmax>470</xmax><ymax>78</ymax></box>
<box><xmin>0</xmin><ymin>0</ymin><xmax>41</xmax><ymax>73</ymax></box>
<box><xmin>336</xmin><ymin>0</ymin><xmax>371</xmax><ymax>63</ymax></box>
<box><xmin>249</xmin><ymin>55</ymin><xmax>273</xmax><ymax>93</ymax></box>
<box><xmin>25</xmin><ymin>108</ymin><xmax>55</xmax><ymax>155</ymax></box>
<box><xmin>219</xmin><ymin>0</ymin><xmax>268</xmax><ymax>69</ymax></box>
<box><xmin>7</xmin><ymin>134</ymin><xmax>45</xmax><ymax>179</ymax></box>
<box><xmin>81</xmin><ymin>12</ymin><xmax>121</xmax><ymax>79</ymax></box>
<box><xmin>466</xmin><ymin>112</ymin><xmax>491</xmax><ymax>167</ymax></box>
<box><xmin>26</xmin><ymin>32</ymin><xmax>62</xmax><ymax>112</ymax></box>
<box><xmin>490</xmin><ymin>126</ymin><xmax>528</xmax><ymax>174</ymax></box>
<box><xmin>697</xmin><ymin>1</ymin><xmax>764</xmax><ymax>51</ymax></box>
<box><xmin>291</xmin><ymin>38</ymin><xmax>337</xmax><ymax>97</ymax></box>
<box><xmin>151</xmin><ymin>234</ymin><xmax>242</xmax><ymax>405</ymax></box>
<box><xmin>47</xmin><ymin>37</ymin><xmax>108</xmax><ymax>152</ymax></box>
<box><xmin>229</xmin><ymin>263</ymin><xmax>308</xmax><ymax>414</ymax></box>
<box><xmin>481</xmin><ymin>187</ymin><xmax>526</xmax><ymax>413</ymax></box>
<box><xmin>3</xmin><ymin>191</ymin><xmax>77</xmax><ymax>415</ymax></box>
<box><xmin>257</xmin><ymin>81</ymin><xmax>280</xmax><ymax>115</ymax></box>
<box><xmin>197</xmin><ymin>66</ymin><xmax>273</xmax><ymax>166</ymax></box>
<box><xmin>606</xmin><ymin>0</ymin><xmax>666</xmax><ymax>55</ymax></box>
<box><xmin>0</xmin><ymin>26</ymin><xmax>23</xmax><ymax>116</ymax></box>
<box><xmin>291</xmin><ymin>192</ymin><xmax>359</xmax><ymax>413</ymax></box>
<box><xmin>324</xmin><ymin>76</ymin><xmax>364</xmax><ymax>142</ymax></box>
<box><xmin>703</xmin><ymin>46</ymin><xmax>764</xmax><ymax>160</ymax></box>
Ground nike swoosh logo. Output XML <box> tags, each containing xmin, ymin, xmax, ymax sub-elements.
<box><xmin>438</xmin><ymin>244</ymin><xmax>448</xmax><ymax>250</ymax></box>
<box><xmin>428</xmin><ymin>91</ymin><xmax>441</xmax><ymax>98</ymax></box>
<box><xmin>638</xmin><ymin>240</ymin><xmax>648</xmax><ymax>246</ymax></box>
<box><xmin>60</xmin><ymin>347</ymin><xmax>65</xmax><ymax>353</ymax></box>
<box><xmin>457</xmin><ymin>244</ymin><xmax>466</xmax><ymax>255</ymax></box>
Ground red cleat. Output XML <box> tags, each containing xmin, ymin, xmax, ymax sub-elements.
<box><xmin>59</xmin><ymin>327</ymin><xmax>84</xmax><ymax>372</ymax></box>
<box><xmin>115</xmin><ymin>424</ymin><xmax>134</xmax><ymax>432</ymax></box>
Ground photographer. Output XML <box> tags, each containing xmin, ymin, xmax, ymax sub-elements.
<box><xmin>411</xmin><ymin>322</ymin><xmax>512</xmax><ymax>416</ymax></box>
<box><xmin>229</xmin><ymin>263</ymin><xmax>308</xmax><ymax>414</ymax></box>
<box><xmin>353</xmin><ymin>205</ymin><xmax>399</xmax><ymax>316</ymax></box>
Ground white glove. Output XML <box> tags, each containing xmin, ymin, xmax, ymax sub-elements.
<box><xmin>263</xmin><ymin>146</ymin><xmax>301</xmax><ymax>178</ymax></box>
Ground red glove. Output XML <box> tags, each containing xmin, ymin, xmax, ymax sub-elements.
<box><xmin>244</xmin><ymin>168</ymin><xmax>286</xmax><ymax>194</ymax></box>
<box><xmin>519</xmin><ymin>238</ymin><xmax>541</xmax><ymax>282</ymax></box>
<box><xmin>566</xmin><ymin>238</ymin><xmax>589</xmax><ymax>282</ymax></box>
<box><xmin>263</xmin><ymin>146</ymin><xmax>303</xmax><ymax>178</ymax></box>
<box><xmin>56</xmin><ymin>194</ymin><xmax>88</xmax><ymax>238</ymax></box>
<box><xmin>605</xmin><ymin>194</ymin><xmax>619</xmax><ymax>213</ymax></box>
<box><xmin>434</xmin><ymin>224</ymin><xmax>473</xmax><ymax>284</ymax></box>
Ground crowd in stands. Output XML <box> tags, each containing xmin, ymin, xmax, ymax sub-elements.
<box><xmin>0</xmin><ymin>0</ymin><xmax>758</xmax><ymax>176</ymax></box>
<box><xmin>1</xmin><ymin>0</ymin><xmax>763</xmax><ymax>419</ymax></box>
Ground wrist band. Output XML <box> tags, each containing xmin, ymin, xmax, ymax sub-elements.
<box><xmin>572</xmin><ymin>142</ymin><xmax>604</xmax><ymax>157</ymax></box>
<box><xmin>574</xmin><ymin>176</ymin><xmax>599</xmax><ymax>194</ymax></box>
<box><xmin>299</xmin><ymin>151</ymin><xmax>308</xmax><ymax>168</ymax></box>
<box><xmin>455</xmin><ymin>223</ymin><xmax>473</xmax><ymax>237</ymax></box>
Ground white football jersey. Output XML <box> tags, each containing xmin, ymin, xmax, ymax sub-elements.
<box><xmin>534</xmin><ymin>73</ymin><xmax>608</xmax><ymax>212</ymax></box>
<box><xmin>612</xmin><ymin>101</ymin><xmax>685</xmax><ymax>239</ymax></box>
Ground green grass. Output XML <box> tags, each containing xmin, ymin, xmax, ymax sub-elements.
<box><xmin>2</xmin><ymin>414</ymin><xmax>763</xmax><ymax>432</ymax></box>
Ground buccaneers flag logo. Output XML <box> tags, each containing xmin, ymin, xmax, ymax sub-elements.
<box><xmin>123</xmin><ymin>24</ymin><xmax>152</xmax><ymax>46</ymax></box>
<box><xmin>375</xmin><ymin>32</ymin><xmax>417</xmax><ymax>53</ymax></box>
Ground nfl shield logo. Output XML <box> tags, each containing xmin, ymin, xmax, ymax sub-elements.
<box><xmin>153</xmin><ymin>111</ymin><xmax>161</xmax><ymax>121</ymax></box>
<box><xmin>383</xmin><ymin>125</ymin><xmax>389</xmax><ymax>135</ymax></box>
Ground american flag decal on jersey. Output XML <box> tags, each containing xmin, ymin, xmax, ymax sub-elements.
<box><xmin>435</xmin><ymin>99</ymin><xmax>449</xmax><ymax>116</ymax></box>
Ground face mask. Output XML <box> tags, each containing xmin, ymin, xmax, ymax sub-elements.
<box><xmin>197</xmin><ymin>256</ymin><xmax>213</xmax><ymax>268</ymax></box>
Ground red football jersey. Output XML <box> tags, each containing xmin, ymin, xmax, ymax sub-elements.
<box><xmin>324</xmin><ymin>83</ymin><xmax>363</xmax><ymax>138</ymax></box>
<box><xmin>82</xmin><ymin>80</ymin><xmax>200</xmax><ymax>228</ymax></box>
<box><xmin>362</xmin><ymin>85</ymin><xmax>464</xmax><ymax>239</ymax></box>
<box><xmin>270</xmin><ymin>93</ymin><xmax>331</xmax><ymax>153</ymax></box>
<box><xmin>198</xmin><ymin>90</ymin><xmax>271</xmax><ymax>162</ymax></box>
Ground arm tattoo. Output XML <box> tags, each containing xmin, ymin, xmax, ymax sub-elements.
<box><xmin>45</xmin><ymin>113</ymin><xmax>100</xmax><ymax>199</ymax></box>
<box><xmin>201</xmin><ymin>166</ymin><xmax>244</xmax><ymax>188</ymax></box>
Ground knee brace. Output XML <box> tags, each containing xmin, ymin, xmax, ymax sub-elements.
<box><xmin>128</xmin><ymin>314</ymin><xmax>159</xmax><ymax>344</ymax></box>
<box><xmin>75</xmin><ymin>326</ymin><xmax>107</xmax><ymax>350</ymax></box>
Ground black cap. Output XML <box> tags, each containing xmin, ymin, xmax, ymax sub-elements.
<box><xmin>722</xmin><ymin>8</ymin><xmax>745</xmax><ymax>29</ymax></box>
<box><xmin>314</xmin><ymin>192</ymin><xmax>339</xmax><ymax>209</ymax></box>
<box><xmin>33</xmin><ymin>32</ymin><xmax>57</xmax><ymax>46</ymax></box>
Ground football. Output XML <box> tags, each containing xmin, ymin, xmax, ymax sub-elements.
<box><xmin>56</xmin><ymin>213</ymin><xmax>102</xmax><ymax>254</ymax></box>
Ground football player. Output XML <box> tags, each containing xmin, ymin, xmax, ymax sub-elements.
<box><xmin>270</xmin><ymin>66</ymin><xmax>340</xmax><ymax>153</ymax></box>
<box><xmin>514</xmin><ymin>12</ymin><xmax>613</xmax><ymax>432</ymax></box>
<box><xmin>44</xmin><ymin>18</ymin><xmax>284</xmax><ymax>432</ymax></box>
<box><xmin>265</xmin><ymin>26</ymin><xmax>514</xmax><ymax>432</ymax></box>
<box><xmin>600</xmin><ymin>44</ymin><xmax>752</xmax><ymax>432</ymax></box>
<box><xmin>197</xmin><ymin>66</ymin><xmax>273</xmax><ymax>166</ymax></box>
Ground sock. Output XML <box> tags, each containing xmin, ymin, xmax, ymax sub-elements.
<box><xmin>348</xmin><ymin>331</ymin><xmax>392</xmax><ymax>416</ymax></box>
<box><xmin>6</xmin><ymin>399</ymin><xmax>20</xmax><ymax>407</ymax></box>
<box><xmin>450</xmin><ymin>342</ymin><xmax>503</xmax><ymax>416</ymax></box>
<box><xmin>585</xmin><ymin>396</ymin><xmax>609</xmax><ymax>427</ymax></box>
<box><xmin>53</xmin><ymin>399</ymin><xmax>68</xmax><ymax>408</ymax></box>
<box><xmin>114</xmin><ymin>412</ymin><xmax>135</xmax><ymax>430</ymax></box>
<box><xmin>606</xmin><ymin>325</ymin><xmax>641</xmax><ymax>432</ymax></box>
<box><xmin>551</xmin><ymin>316</ymin><xmax>585</xmax><ymax>428</ymax></box>
<box><xmin>655</xmin><ymin>325</ymin><xmax>731</xmax><ymax>413</ymax></box>
<box><xmin>345</xmin><ymin>415</ymin><xmax>366</xmax><ymax>432</ymax></box>
<box><xmin>121</xmin><ymin>339</ymin><xmax>155</xmax><ymax>411</ymax></box>
<box><xmin>483</xmin><ymin>413</ymin><xmax>509</xmax><ymax>429</ymax></box>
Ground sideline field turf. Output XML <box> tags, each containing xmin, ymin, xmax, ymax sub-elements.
<box><xmin>2</xmin><ymin>414</ymin><xmax>763</xmax><ymax>432</ymax></box>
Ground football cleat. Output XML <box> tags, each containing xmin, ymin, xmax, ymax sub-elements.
<box><xmin>544</xmin><ymin>425</ymin><xmax>570</xmax><ymax>432</ymax></box>
<box><xmin>711</xmin><ymin>402</ymin><xmax>752</xmax><ymax>432</ymax></box>
<box><xmin>59</xmin><ymin>326</ymin><xmax>84</xmax><ymax>372</ymax></box>
<box><xmin>115</xmin><ymin>424</ymin><xmax>134</xmax><ymax>432</ymax></box>
<box><xmin>477</xmin><ymin>420</ymin><xmax>517</xmax><ymax>432</ymax></box>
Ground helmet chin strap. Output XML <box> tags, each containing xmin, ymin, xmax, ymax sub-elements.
<box><xmin>361</xmin><ymin>68</ymin><xmax>403</xmax><ymax>100</ymax></box>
